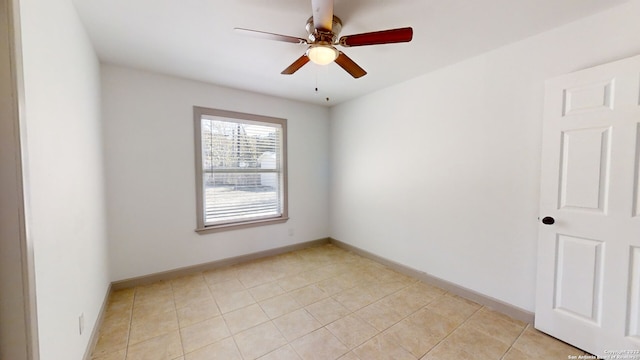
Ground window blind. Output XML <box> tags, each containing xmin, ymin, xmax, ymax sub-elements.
<box><xmin>200</xmin><ymin>117</ymin><xmax>283</xmax><ymax>226</ymax></box>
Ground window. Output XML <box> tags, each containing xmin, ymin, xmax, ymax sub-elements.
<box><xmin>194</xmin><ymin>107</ymin><xmax>288</xmax><ymax>232</ymax></box>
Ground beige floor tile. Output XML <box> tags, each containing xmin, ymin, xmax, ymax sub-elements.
<box><xmin>106</xmin><ymin>289</ymin><xmax>135</xmax><ymax>315</ymax></box>
<box><xmin>223</xmin><ymin>303</ymin><xmax>269</xmax><ymax>334</ymax></box>
<box><xmin>238</xmin><ymin>269</ymin><xmax>280</xmax><ymax>288</ymax></box>
<box><xmin>134</xmin><ymin>283</ymin><xmax>174</xmax><ymax>308</ymax></box>
<box><xmin>501</xmin><ymin>347</ymin><xmax>537</xmax><ymax>360</ymax></box>
<box><xmin>213</xmin><ymin>289</ymin><xmax>256</xmax><ymax>313</ymax></box>
<box><xmin>353</xmin><ymin>333</ymin><xmax>416</xmax><ymax>360</ymax></box>
<box><xmin>132</xmin><ymin>295</ymin><xmax>175</xmax><ymax>320</ymax></box>
<box><xmin>273</xmin><ymin>309</ymin><xmax>323</xmax><ymax>341</ymax></box>
<box><xmin>315</xmin><ymin>276</ymin><xmax>354</xmax><ymax>296</ymax></box>
<box><xmin>110</xmin><ymin>288</ymin><xmax>136</xmax><ymax>302</ymax></box>
<box><xmin>406</xmin><ymin>308</ymin><xmax>459</xmax><ymax>337</ymax></box>
<box><xmin>384</xmin><ymin>309</ymin><xmax>458</xmax><ymax>358</ymax></box>
<box><xmin>258</xmin><ymin>345</ymin><xmax>301</xmax><ymax>360</ymax></box>
<box><xmin>173</xmin><ymin>285</ymin><xmax>214</xmax><ymax>310</ymax></box>
<box><xmin>126</xmin><ymin>330</ymin><xmax>182</xmax><ymax>360</ymax></box>
<box><xmin>176</xmin><ymin>298</ymin><xmax>220</xmax><ymax>328</ymax></box>
<box><xmin>180</xmin><ymin>316</ymin><xmax>230</xmax><ymax>353</ymax></box>
<box><xmin>479</xmin><ymin>306</ymin><xmax>527</xmax><ymax>327</ymax></box>
<box><xmin>129</xmin><ymin>309</ymin><xmax>179</xmax><ymax>345</ymax></box>
<box><xmin>92</xmin><ymin>320</ymin><xmax>130</xmax><ymax>357</ymax></box>
<box><xmin>332</xmin><ymin>286</ymin><xmax>377</xmax><ymax>311</ymax></box>
<box><xmin>305</xmin><ymin>297</ymin><xmax>351</xmax><ymax>325</ymax></box>
<box><xmin>135</xmin><ymin>281</ymin><xmax>173</xmax><ymax>296</ymax></box>
<box><xmin>170</xmin><ymin>273</ymin><xmax>206</xmax><ymax>291</ymax></box>
<box><xmin>376</xmin><ymin>268</ymin><xmax>417</xmax><ymax>285</ymax></box>
<box><xmin>421</xmin><ymin>340</ymin><xmax>476</xmax><ymax>360</ymax></box>
<box><xmin>337</xmin><ymin>352</ymin><xmax>360</xmax><ymax>360</ymax></box>
<box><xmin>298</xmin><ymin>267</ymin><xmax>335</xmax><ymax>284</ymax></box>
<box><xmin>260</xmin><ymin>293</ymin><xmax>303</xmax><ymax>319</ymax></box>
<box><xmin>92</xmin><ymin>245</ymin><xmax>584</xmax><ymax>360</ymax></box>
<box><xmin>463</xmin><ymin>307</ymin><xmax>526</xmax><ymax>346</ymax></box>
<box><xmin>425</xmin><ymin>293</ymin><xmax>481</xmax><ymax>324</ymax></box>
<box><xmin>369</xmin><ymin>280</ymin><xmax>409</xmax><ymax>299</ymax></box>
<box><xmin>291</xmin><ymin>328</ymin><xmax>349</xmax><ymax>360</ymax></box>
<box><xmin>234</xmin><ymin>321</ymin><xmax>288</xmax><ymax>360</ymax></box>
<box><xmin>441</xmin><ymin>326</ymin><xmax>510</xmax><ymax>359</ymax></box>
<box><xmin>379</xmin><ymin>283</ymin><xmax>444</xmax><ymax>317</ymax></box>
<box><xmin>203</xmin><ymin>266</ymin><xmax>237</xmax><ymax>284</ymax></box>
<box><xmin>208</xmin><ymin>278</ymin><xmax>246</xmax><ymax>294</ymax></box>
<box><xmin>91</xmin><ymin>348</ymin><xmax>126</xmax><ymax>360</ymax></box>
<box><xmin>102</xmin><ymin>306</ymin><xmax>132</xmax><ymax>329</ymax></box>
<box><xmin>355</xmin><ymin>300</ymin><xmax>404</xmax><ymax>331</ymax></box>
<box><xmin>184</xmin><ymin>337</ymin><xmax>242</xmax><ymax>360</ymax></box>
<box><xmin>384</xmin><ymin>320</ymin><xmax>441</xmax><ymax>358</ymax></box>
<box><xmin>326</xmin><ymin>315</ymin><xmax>378</xmax><ymax>349</ymax></box>
<box><xmin>278</xmin><ymin>275</ymin><xmax>314</xmax><ymax>292</ymax></box>
<box><xmin>347</xmin><ymin>271</ymin><xmax>379</xmax><ymax>287</ymax></box>
<box><xmin>331</xmin><ymin>273</ymin><xmax>361</xmax><ymax>289</ymax></box>
<box><xmin>289</xmin><ymin>285</ymin><xmax>329</xmax><ymax>307</ymax></box>
<box><xmin>512</xmin><ymin>325</ymin><xmax>585</xmax><ymax>358</ymax></box>
<box><xmin>249</xmin><ymin>282</ymin><xmax>286</xmax><ymax>302</ymax></box>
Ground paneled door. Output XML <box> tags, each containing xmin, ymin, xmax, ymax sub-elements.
<box><xmin>536</xmin><ymin>54</ymin><xmax>640</xmax><ymax>357</ymax></box>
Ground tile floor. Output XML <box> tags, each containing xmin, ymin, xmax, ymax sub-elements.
<box><xmin>91</xmin><ymin>244</ymin><xmax>587</xmax><ymax>360</ymax></box>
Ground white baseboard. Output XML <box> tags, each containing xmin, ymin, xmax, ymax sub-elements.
<box><xmin>83</xmin><ymin>283</ymin><xmax>112</xmax><ymax>360</ymax></box>
<box><xmin>111</xmin><ymin>238</ymin><xmax>330</xmax><ymax>290</ymax></box>
<box><xmin>85</xmin><ymin>236</ymin><xmax>534</xmax><ymax>358</ymax></box>
<box><xmin>329</xmin><ymin>237</ymin><xmax>535</xmax><ymax>324</ymax></box>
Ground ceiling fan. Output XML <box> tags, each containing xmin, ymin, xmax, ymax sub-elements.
<box><xmin>234</xmin><ymin>0</ymin><xmax>413</xmax><ymax>78</ymax></box>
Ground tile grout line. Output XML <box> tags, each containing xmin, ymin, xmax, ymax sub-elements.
<box><xmin>169</xmin><ymin>279</ymin><xmax>187</xmax><ymax>360</ymax></box>
<box><xmin>419</xmin><ymin>303</ymin><xmax>484</xmax><ymax>359</ymax></box>
<box><xmin>123</xmin><ymin>289</ymin><xmax>136</xmax><ymax>360</ymax></box>
<box><xmin>205</xmin><ymin>271</ymin><xmax>247</xmax><ymax>360</ymax></box>
<box><xmin>171</xmin><ymin>272</ymin><xmax>234</xmax><ymax>358</ymax></box>
<box><xmin>499</xmin><ymin>322</ymin><xmax>529</xmax><ymax>360</ymax></box>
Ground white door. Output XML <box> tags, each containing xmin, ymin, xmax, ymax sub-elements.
<box><xmin>536</xmin><ymin>54</ymin><xmax>640</xmax><ymax>357</ymax></box>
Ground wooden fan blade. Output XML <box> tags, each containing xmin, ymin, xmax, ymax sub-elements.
<box><xmin>339</xmin><ymin>27</ymin><xmax>413</xmax><ymax>47</ymax></box>
<box><xmin>334</xmin><ymin>52</ymin><xmax>366</xmax><ymax>78</ymax></box>
<box><xmin>235</xmin><ymin>28</ymin><xmax>308</xmax><ymax>44</ymax></box>
<box><xmin>311</xmin><ymin>0</ymin><xmax>334</xmax><ymax>32</ymax></box>
<box><xmin>281</xmin><ymin>54</ymin><xmax>310</xmax><ymax>75</ymax></box>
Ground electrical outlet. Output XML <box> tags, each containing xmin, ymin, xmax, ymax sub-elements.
<box><xmin>288</xmin><ymin>228</ymin><xmax>294</xmax><ymax>236</ymax></box>
<box><xmin>79</xmin><ymin>313</ymin><xmax>84</xmax><ymax>335</ymax></box>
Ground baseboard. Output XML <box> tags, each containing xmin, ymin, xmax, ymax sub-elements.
<box><xmin>329</xmin><ymin>238</ymin><xmax>535</xmax><ymax>324</ymax></box>
<box><xmin>111</xmin><ymin>238</ymin><xmax>330</xmax><ymax>290</ymax></box>
<box><xmin>95</xmin><ymin>235</ymin><xmax>532</xmax><ymax>360</ymax></box>
<box><xmin>83</xmin><ymin>283</ymin><xmax>112</xmax><ymax>360</ymax></box>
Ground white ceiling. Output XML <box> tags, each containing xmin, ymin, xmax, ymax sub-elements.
<box><xmin>72</xmin><ymin>0</ymin><xmax>629</xmax><ymax>106</ymax></box>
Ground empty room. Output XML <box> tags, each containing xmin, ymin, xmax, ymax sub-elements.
<box><xmin>2</xmin><ymin>0</ymin><xmax>640</xmax><ymax>359</ymax></box>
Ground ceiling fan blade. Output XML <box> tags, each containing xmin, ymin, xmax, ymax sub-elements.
<box><xmin>311</xmin><ymin>0</ymin><xmax>334</xmax><ymax>32</ymax></box>
<box><xmin>339</xmin><ymin>27</ymin><xmax>413</xmax><ymax>47</ymax></box>
<box><xmin>281</xmin><ymin>54</ymin><xmax>310</xmax><ymax>75</ymax></box>
<box><xmin>234</xmin><ymin>28</ymin><xmax>308</xmax><ymax>44</ymax></box>
<box><xmin>334</xmin><ymin>51</ymin><xmax>366</xmax><ymax>78</ymax></box>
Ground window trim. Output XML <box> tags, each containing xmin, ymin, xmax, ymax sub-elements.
<box><xmin>193</xmin><ymin>106</ymin><xmax>288</xmax><ymax>233</ymax></box>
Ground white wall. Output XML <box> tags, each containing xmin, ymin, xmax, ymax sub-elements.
<box><xmin>101</xmin><ymin>65</ymin><xmax>330</xmax><ymax>281</ymax></box>
<box><xmin>19</xmin><ymin>0</ymin><xmax>110</xmax><ymax>358</ymax></box>
<box><xmin>330</xmin><ymin>0</ymin><xmax>640</xmax><ymax>312</ymax></box>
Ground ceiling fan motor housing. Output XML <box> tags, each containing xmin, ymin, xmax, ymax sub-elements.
<box><xmin>306</xmin><ymin>16</ymin><xmax>342</xmax><ymax>44</ymax></box>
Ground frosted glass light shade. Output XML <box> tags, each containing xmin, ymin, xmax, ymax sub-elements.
<box><xmin>307</xmin><ymin>45</ymin><xmax>338</xmax><ymax>65</ymax></box>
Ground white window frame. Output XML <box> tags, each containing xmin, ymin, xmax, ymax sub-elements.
<box><xmin>194</xmin><ymin>106</ymin><xmax>288</xmax><ymax>233</ymax></box>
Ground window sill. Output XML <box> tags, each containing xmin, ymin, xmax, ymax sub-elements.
<box><xmin>195</xmin><ymin>216</ymin><xmax>289</xmax><ymax>234</ymax></box>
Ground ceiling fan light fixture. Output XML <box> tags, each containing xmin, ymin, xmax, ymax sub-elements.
<box><xmin>306</xmin><ymin>45</ymin><xmax>338</xmax><ymax>65</ymax></box>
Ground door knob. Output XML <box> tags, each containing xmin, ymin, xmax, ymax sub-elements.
<box><xmin>541</xmin><ymin>216</ymin><xmax>555</xmax><ymax>225</ymax></box>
